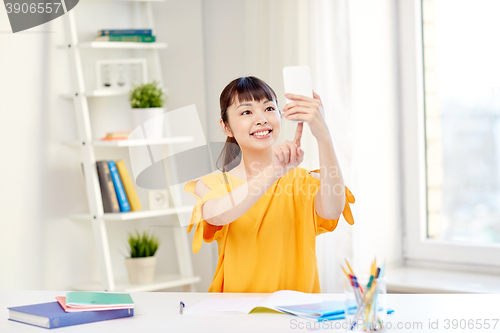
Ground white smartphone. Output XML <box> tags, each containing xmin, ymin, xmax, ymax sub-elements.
<box><xmin>283</xmin><ymin>66</ymin><xmax>313</xmax><ymax>122</ymax></box>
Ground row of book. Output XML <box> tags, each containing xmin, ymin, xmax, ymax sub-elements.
<box><xmin>97</xmin><ymin>160</ymin><xmax>142</xmax><ymax>213</ymax></box>
<box><xmin>94</xmin><ymin>29</ymin><xmax>156</xmax><ymax>43</ymax></box>
<box><xmin>8</xmin><ymin>292</ymin><xmax>134</xmax><ymax>329</ymax></box>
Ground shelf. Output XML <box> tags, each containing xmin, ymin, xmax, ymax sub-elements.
<box><xmin>59</xmin><ymin>42</ymin><xmax>168</xmax><ymax>49</ymax></box>
<box><xmin>70</xmin><ymin>206</ymin><xmax>193</xmax><ymax>221</ymax></box>
<box><xmin>72</xmin><ymin>274</ymin><xmax>201</xmax><ymax>292</ymax></box>
<box><xmin>64</xmin><ymin>136</ymin><xmax>194</xmax><ymax>147</ymax></box>
<box><xmin>61</xmin><ymin>89</ymin><xmax>130</xmax><ymax>99</ymax></box>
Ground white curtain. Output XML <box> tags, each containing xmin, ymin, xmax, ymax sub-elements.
<box><xmin>309</xmin><ymin>0</ymin><xmax>354</xmax><ymax>293</ymax></box>
<box><xmin>242</xmin><ymin>0</ymin><xmax>354</xmax><ymax>292</ymax></box>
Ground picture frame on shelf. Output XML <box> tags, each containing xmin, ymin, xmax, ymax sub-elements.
<box><xmin>95</xmin><ymin>58</ymin><xmax>148</xmax><ymax>91</ymax></box>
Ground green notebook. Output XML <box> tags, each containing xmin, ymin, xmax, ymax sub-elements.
<box><xmin>65</xmin><ymin>292</ymin><xmax>134</xmax><ymax>308</ymax></box>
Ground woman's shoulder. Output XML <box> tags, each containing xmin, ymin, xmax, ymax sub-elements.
<box><xmin>199</xmin><ymin>172</ymin><xmax>226</xmax><ymax>188</ymax></box>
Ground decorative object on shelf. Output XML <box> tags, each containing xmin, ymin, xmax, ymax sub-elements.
<box><xmin>125</xmin><ymin>231</ymin><xmax>160</xmax><ymax>285</ymax></box>
<box><xmin>95</xmin><ymin>58</ymin><xmax>147</xmax><ymax>90</ymax></box>
<box><xmin>129</xmin><ymin>81</ymin><xmax>167</xmax><ymax>139</ymax></box>
<box><xmin>148</xmin><ymin>190</ymin><xmax>170</xmax><ymax>210</ymax></box>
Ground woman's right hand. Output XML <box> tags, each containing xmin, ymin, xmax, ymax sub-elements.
<box><xmin>272</xmin><ymin>122</ymin><xmax>305</xmax><ymax>177</ymax></box>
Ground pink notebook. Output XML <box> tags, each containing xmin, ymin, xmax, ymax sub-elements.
<box><xmin>56</xmin><ymin>297</ymin><xmax>133</xmax><ymax>313</ymax></box>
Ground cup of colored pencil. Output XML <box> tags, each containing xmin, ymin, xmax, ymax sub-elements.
<box><xmin>342</xmin><ymin>258</ymin><xmax>387</xmax><ymax>332</ymax></box>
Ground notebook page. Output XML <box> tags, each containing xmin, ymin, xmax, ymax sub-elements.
<box><xmin>184</xmin><ymin>297</ymin><xmax>264</xmax><ymax>315</ymax></box>
<box><xmin>255</xmin><ymin>290</ymin><xmax>325</xmax><ymax>312</ymax></box>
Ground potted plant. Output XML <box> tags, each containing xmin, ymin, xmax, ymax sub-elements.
<box><xmin>125</xmin><ymin>230</ymin><xmax>161</xmax><ymax>284</ymax></box>
<box><xmin>129</xmin><ymin>81</ymin><xmax>167</xmax><ymax>139</ymax></box>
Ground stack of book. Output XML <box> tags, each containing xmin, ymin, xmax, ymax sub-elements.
<box><xmin>8</xmin><ymin>292</ymin><xmax>134</xmax><ymax>329</ymax></box>
<box><xmin>101</xmin><ymin>130</ymin><xmax>131</xmax><ymax>141</ymax></box>
<box><xmin>97</xmin><ymin>160</ymin><xmax>142</xmax><ymax>213</ymax></box>
<box><xmin>94</xmin><ymin>29</ymin><xmax>156</xmax><ymax>43</ymax></box>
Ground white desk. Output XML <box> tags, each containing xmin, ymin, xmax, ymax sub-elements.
<box><xmin>1</xmin><ymin>291</ymin><xmax>499</xmax><ymax>332</ymax></box>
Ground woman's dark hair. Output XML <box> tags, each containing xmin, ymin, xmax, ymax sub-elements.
<box><xmin>216</xmin><ymin>76</ymin><xmax>279</xmax><ymax>172</ymax></box>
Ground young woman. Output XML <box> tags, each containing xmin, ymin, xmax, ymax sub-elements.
<box><xmin>184</xmin><ymin>76</ymin><xmax>355</xmax><ymax>293</ymax></box>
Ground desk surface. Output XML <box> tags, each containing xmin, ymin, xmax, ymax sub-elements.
<box><xmin>1</xmin><ymin>291</ymin><xmax>499</xmax><ymax>332</ymax></box>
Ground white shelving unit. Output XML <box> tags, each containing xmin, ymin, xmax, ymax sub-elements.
<box><xmin>61</xmin><ymin>1</ymin><xmax>200</xmax><ymax>292</ymax></box>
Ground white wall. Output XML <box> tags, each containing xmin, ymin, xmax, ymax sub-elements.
<box><xmin>0</xmin><ymin>15</ymin><xmax>48</xmax><ymax>290</ymax></box>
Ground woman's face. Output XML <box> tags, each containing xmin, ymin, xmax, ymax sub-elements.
<box><xmin>221</xmin><ymin>96</ymin><xmax>281</xmax><ymax>151</ymax></box>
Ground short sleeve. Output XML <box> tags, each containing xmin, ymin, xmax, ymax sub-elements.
<box><xmin>304</xmin><ymin>169</ymin><xmax>355</xmax><ymax>236</ymax></box>
<box><xmin>183</xmin><ymin>175</ymin><xmax>230</xmax><ymax>254</ymax></box>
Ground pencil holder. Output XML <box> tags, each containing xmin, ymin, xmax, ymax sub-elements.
<box><xmin>344</xmin><ymin>275</ymin><xmax>387</xmax><ymax>332</ymax></box>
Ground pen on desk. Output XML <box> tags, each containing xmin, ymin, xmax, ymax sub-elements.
<box><xmin>180</xmin><ymin>301</ymin><xmax>185</xmax><ymax>315</ymax></box>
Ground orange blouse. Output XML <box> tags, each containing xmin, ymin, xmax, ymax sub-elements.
<box><xmin>183</xmin><ymin>167</ymin><xmax>355</xmax><ymax>293</ymax></box>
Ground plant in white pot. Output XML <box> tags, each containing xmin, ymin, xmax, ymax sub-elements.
<box><xmin>129</xmin><ymin>81</ymin><xmax>167</xmax><ymax>139</ymax></box>
<box><xmin>125</xmin><ymin>230</ymin><xmax>161</xmax><ymax>284</ymax></box>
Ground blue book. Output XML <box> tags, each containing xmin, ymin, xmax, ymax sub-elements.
<box><xmin>108</xmin><ymin>160</ymin><xmax>131</xmax><ymax>212</ymax></box>
<box><xmin>8</xmin><ymin>301</ymin><xmax>133</xmax><ymax>329</ymax></box>
<box><xmin>97</xmin><ymin>29</ymin><xmax>152</xmax><ymax>36</ymax></box>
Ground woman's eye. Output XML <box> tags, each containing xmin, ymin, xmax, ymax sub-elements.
<box><xmin>242</xmin><ymin>110</ymin><xmax>251</xmax><ymax>115</ymax></box>
<box><xmin>266</xmin><ymin>107</ymin><xmax>275</xmax><ymax>111</ymax></box>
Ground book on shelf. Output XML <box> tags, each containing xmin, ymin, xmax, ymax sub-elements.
<box><xmin>94</xmin><ymin>35</ymin><xmax>156</xmax><ymax>43</ymax></box>
<box><xmin>7</xmin><ymin>301</ymin><xmax>133</xmax><ymax>329</ymax></box>
<box><xmin>96</xmin><ymin>161</ymin><xmax>120</xmax><ymax>213</ymax></box>
<box><xmin>97</xmin><ymin>29</ymin><xmax>152</xmax><ymax>36</ymax></box>
<box><xmin>116</xmin><ymin>160</ymin><xmax>142</xmax><ymax>211</ymax></box>
<box><xmin>108</xmin><ymin>160</ymin><xmax>131</xmax><ymax>212</ymax></box>
<box><xmin>101</xmin><ymin>130</ymin><xmax>131</xmax><ymax>141</ymax></box>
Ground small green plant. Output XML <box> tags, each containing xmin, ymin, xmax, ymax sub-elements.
<box><xmin>127</xmin><ymin>231</ymin><xmax>160</xmax><ymax>258</ymax></box>
<box><xmin>129</xmin><ymin>81</ymin><xmax>167</xmax><ymax>108</ymax></box>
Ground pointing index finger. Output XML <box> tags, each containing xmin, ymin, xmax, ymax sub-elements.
<box><xmin>294</xmin><ymin>122</ymin><xmax>303</xmax><ymax>148</ymax></box>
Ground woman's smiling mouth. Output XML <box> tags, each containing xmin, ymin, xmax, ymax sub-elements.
<box><xmin>250</xmin><ymin>129</ymin><xmax>272</xmax><ymax>138</ymax></box>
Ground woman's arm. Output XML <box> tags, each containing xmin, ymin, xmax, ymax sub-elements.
<box><xmin>194</xmin><ymin>165</ymin><xmax>280</xmax><ymax>226</ymax></box>
<box><xmin>282</xmin><ymin>91</ymin><xmax>345</xmax><ymax>219</ymax></box>
<box><xmin>314</xmin><ymin>134</ymin><xmax>346</xmax><ymax>219</ymax></box>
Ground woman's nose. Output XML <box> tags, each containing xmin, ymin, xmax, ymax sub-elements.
<box><xmin>254</xmin><ymin>112</ymin><xmax>268</xmax><ymax>125</ymax></box>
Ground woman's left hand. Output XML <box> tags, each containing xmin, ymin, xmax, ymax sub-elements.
<box><xmin>282</xmin><ymin>91</ymin><xmax>330</xmax><ymax>140</ymax></box>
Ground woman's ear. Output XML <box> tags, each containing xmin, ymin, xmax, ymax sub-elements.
<box><xmin>219</xmin><ymin>118</ymin><xmax>233</xmax><ymax>137</ymax></box>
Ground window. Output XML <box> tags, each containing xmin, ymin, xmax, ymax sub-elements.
<box><xmin>424</xmin><ymin>0</ymin><xmax>500</xmax><ymax>245</ymax></box>
<box><xmin>400</xmin><ymin>0</ymin><xmax>500</xmax><ymax>268</ymax></box>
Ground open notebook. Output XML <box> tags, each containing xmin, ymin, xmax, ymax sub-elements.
<box><xmin>184</xmin><ymin>290</ymin><xmax>325</xmax><ymax>315</ymax></box>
